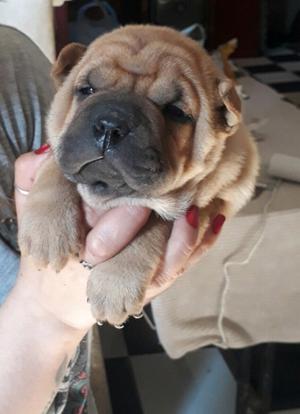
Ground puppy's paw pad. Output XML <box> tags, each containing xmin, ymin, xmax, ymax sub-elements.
<box><xmin>87</xmin><ymin>268</ymin><xmax>145</xmax><ymax>326</ymax></box>
<box><xmin>18</xmin><ymin>206</ymin><xmax>83</xmax><ymax>269</ymax></box>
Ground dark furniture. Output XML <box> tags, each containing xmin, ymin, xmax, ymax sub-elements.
<box><xmin>222</xmin><ymin>344</ymin><xmax>300</xmax><ymax>413</ymax></box>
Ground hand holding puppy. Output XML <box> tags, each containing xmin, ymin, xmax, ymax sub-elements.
<box><xmin>15</xmin><ymin>148</ymin><xmax>223</xmax><ymax>330</ymax></box>
<box><xmin>18</xmin><ymin>25</ymin><xmax>257</xmax><ymax>326</ymax></box>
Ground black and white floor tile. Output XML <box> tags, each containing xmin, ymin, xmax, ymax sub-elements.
<box><xmin>98</xmin><ymin>305</ymin><xmax>236</xmax><ymax>414</ymax></box>
<box><xmin>99</xmin><ymin>307</ymin><xmax>236</xmax><ymax>414</ymax></box>
<box><xmin>235</xmin><ymin>49</ymin><xmax>300</xmax><ymax>107</ymax></box>
<box><xmin>97</xmin><ymin>50</ymin><xmax>300</xmax><ymax>414</ymax></box>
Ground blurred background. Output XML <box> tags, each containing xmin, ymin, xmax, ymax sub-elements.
<box><xmin>58</xmin><ymin>0</ymin><xmax>300</xmax><ymax>63</ymax></box>
<box><xmin>1</xmin><ymin>0</ymin><xmax>300</xmax><ymax>60</ymax></box>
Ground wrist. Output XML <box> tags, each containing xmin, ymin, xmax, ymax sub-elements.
<box><xmin>9</xmin><ymin>275</ymin><xmax>89</xmax><ymax>345</ymax></box>
<box><xmin>18</xmin><ymin>257</ymin><xmax>95</xmax><ymax>332</ymax></box>
<box><xmin>0</xmin><ymin>266</ymin><xmax>88</xmax><ymax>414</ymax></box>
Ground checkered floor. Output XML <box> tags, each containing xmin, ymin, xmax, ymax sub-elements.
<box><xmin>235</xmin><ymin>49</ymin><xmax>300</xmax><ymax>107</ymax></box>
<box><xmin>98</xmin><ymin>304</ymin><xmax>237</xmax><ymax>414</ymax></box>
<box><xmin>98</xmin><ymin>305</ymin><xmax>166</xmax><ymax>413</ymax></box>
<box><xmin>97</xmin><ymin>50</ymin><xmax>300</xmax><ymax>414</ymax></box>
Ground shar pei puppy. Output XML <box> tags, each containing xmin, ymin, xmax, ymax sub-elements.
<box><xmin>18</xmin><ymin>25</ymin><xmax>259</xmax><ymax>325</ymax></box>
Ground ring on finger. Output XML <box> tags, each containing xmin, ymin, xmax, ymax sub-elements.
<box><xmin>80</xmin><ymin>260</ymin><xmax>94</xmax><ymax>270</ymax></box>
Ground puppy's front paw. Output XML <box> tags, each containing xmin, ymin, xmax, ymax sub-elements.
<box><xmin>87</xmin><ymin>266</ymin><xmax>146</xmax><ymax>325</ymax></box>
<box><xmin>18</xmin><ymin>203</ymin><xmax>83</xmax><ymax>271</ymax></box>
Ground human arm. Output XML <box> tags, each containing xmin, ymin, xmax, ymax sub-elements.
<box><xmin>0</xmin><ymin>149</ymin><xmax>224</xmax><ymax>414</ymax></box>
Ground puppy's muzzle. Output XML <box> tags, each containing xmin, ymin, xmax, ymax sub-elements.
<box><xmin>58</xmin><ymin>92</ymin><xmax>167</xmax><ymax>195</ymax></box>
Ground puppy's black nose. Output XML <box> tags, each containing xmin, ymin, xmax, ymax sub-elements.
<box><xmin>93</xmin><ymin>117</ymin><xmax>129</xmax><ymax>156</ymax></box>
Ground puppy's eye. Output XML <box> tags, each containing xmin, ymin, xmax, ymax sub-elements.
<box><xmin>163</xmin><ymin>104</ymin><xmax>193</xmax><ymax>123</ymax></box>
<box><xmin>77</xmin><ymin>86</ymin><xmax>96</xmax><ymax>97</ymax></box>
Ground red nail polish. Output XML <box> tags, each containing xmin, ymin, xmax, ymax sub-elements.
<box><xmin>212</xmin><ymin>214</ymin><xmax>226</xmax><ymax>235</ymax></box>
<box><xmin>185</xmin><ymin>205</ymin><xmax>199</xmax><ymax>229</ymax></box>
<box><xmin>34</xmin><ymin>143</ymin><xmax>50</xmax><ymax>155</ymax></box>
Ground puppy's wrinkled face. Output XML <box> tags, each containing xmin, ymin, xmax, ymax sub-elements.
<box><xmin>47</xmin><ymin>25</ymin><xmax>241</xmax><ymax>215</ymax></box>
<box><xmin>58</xmin><ymin>90</ymin><xmax>170</xmax><ymax>198</ymax></box>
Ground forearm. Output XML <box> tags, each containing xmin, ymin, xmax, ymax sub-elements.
<box><xmin>0</xmin><ymin>274</ymin><xmax>87</xmax><ymax>414</ymax></box>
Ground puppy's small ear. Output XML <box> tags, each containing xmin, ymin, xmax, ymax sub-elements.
<box><xmin>51</xmin><ymin>43</ymin><xmax>87</xmax><ymax>88</ymax></box>
<box><xmin>217</xmin><ymin>79</ymin><xmax>241</xmax><ymax>133</ymax></box>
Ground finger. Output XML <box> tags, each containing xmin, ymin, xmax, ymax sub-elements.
<box><xmin>145</xmin><ymin>211</ymin><xmax>226</xmax><ymax>303</ymax></box>
<box><xmin>14</xmin><ymin>147</ymin><xmax>51</xmax><ymax>218</ymax></box>
<box><xmin>84</xmin><ymin>206</ymin><xmax>151</xmax><ymax>264</ymax></box>
<box><xmin>189</xmin><ymin>213</ymin><xmax>226</xmax><ymax>265</ymax></box>
<box><xmin>82</xmin><ymin>202</ymin><xmax>107</xmax><ymax>228</ymax></box>
<box><xmin>144</xmin><ymin>269</ymin><xmax>176</xmax><ymax>303</ymax></box>
<box><xmin>153</xmin><ymin>205</ymin><xmax>200</xmax><ymax>288</ymax></box>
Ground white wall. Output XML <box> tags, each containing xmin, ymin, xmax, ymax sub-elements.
<box><xmin>0</xmin><ymin>0</ymin><xmax>55</xmax><ymax>61</ymax></box>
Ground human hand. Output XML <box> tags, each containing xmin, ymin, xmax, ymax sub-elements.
<box><xmin>15</xmin><ymin>147</ymin><xmax>150</xmax><ymax>331</ymax></box>
<box><xmin>15</xmin><ymin>146</ymin><xmax>225</xmax><ymax>330</ymax></box>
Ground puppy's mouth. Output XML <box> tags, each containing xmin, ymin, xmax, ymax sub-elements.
<box><xmin>65</xmin><ymin>167</ymin><xmax>133</xmax><ymax>198</ymax></box>
<box><xmin>89</xmin><ymin>179</ymin><xmax>133</xmax><ymax>197</ymax></box>
<box><xmin>62</xmin><ymin>144</ymin><xmax>165</xmax><ymax>198</ymax></box>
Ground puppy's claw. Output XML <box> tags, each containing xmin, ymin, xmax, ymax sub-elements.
<box><xmin>114</xmin><ymin>323</ymin><xmax>124</xmax><ymax>329</ymax></box>
<box><xmin>18</xmin><ymin>193</ymin><xmax>83</xmax><ymax>271</ymax></box>
<box><xmin>87</xmin><ymin>267</ymin><xmax>146</xmax><ymax>327</ymax></box>
<box><xmin>133</xmin><ymin>312</ymin><xmax>144</xmax><ymax>319</ymax></box>
<box><xmin>51</xmin><ymin>256</ymin><xmax>68</xmax><ymax>273</ymax></box>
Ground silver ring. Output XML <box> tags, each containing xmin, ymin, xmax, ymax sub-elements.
<box><xmin>80</xmin><ymin>260</ymin><xmax>94</xmax><ymax>270</ymax></box>
<box><xmin>97</xmin><ymin>320</ymin><xmax>104</xmax><ymax>326</ymax></box>
<box><xmin>15</xmin><ymin>185</ymin><xmax>30</xmax><ymax>196</ymax></box>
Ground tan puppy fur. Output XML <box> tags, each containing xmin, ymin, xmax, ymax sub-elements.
<box><xmin>18</xmin><ymin>25</ymin><xmax>258</xmax><ymax>325</ymax></box>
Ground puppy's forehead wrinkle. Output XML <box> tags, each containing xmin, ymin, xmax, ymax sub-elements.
<box><xmin>85</xmin><ymin>37</ymin><xmax>198</xmax><ymax>78</ymax></box>
<box><xmin>92</xmin><ymin>36</ymin><xmax>144</xmax><ymax>55</ymax></box>
<box><xmin>85</xmin><ymin>25</ymin><xmax>218</xmax><ymax>90</ymax></box>
<box><xmin>147</xmin><ymin>80</ymin><xmax>180</xmax><ymax>106</ymax></box>
<box><xmin>119</xmin><ymin>52</ymin><xmax>196</xmax><ymax>78</ymax></box>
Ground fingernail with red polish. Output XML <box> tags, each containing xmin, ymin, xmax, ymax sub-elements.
<box><xmin>212</xmin><ymin>214</ymin><xmax>226</xmax><ymax>235</ymax></box>
<box><xmin>34</xmin><ymin>143</ymin><xmax>50</xmax><ymax>155</ymax></box>
<box><xmin>185</xmin><ymin>205</ymin><xmax>199</xmax><ymax>229</ymax></box>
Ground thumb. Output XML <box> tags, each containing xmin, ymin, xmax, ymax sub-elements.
<box><xmin>83</xmin><ymin>206</ymin><xmax>151</xmax><ymax>265</ymax></box>
<box><xmin>14</xmin><ymin>145</ymin><xmax>51</xmax><ymax>219</ymax></box>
